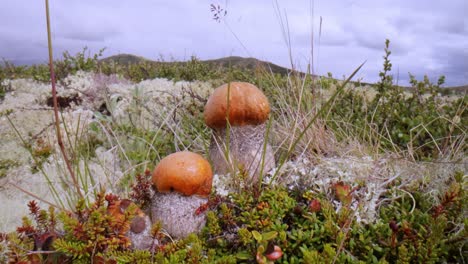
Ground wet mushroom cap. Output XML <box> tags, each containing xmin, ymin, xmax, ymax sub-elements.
<box><xmin>204</xmin><ymin>82</ymin><xmax>270</xmax><ymax>129</ymax></box>
<box><xmin>152</xmin><ymin>151</ymin><xmax>213</xmax><ymax>197</ymax></box>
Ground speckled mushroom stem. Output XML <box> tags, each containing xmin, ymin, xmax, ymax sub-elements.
<box><xmin>150</xmin><ymin>192</ymin><xmax>208</xmax><ymax>239</ymax></box>
<box><xmin>209</xmin><ymin>123</ymin><xmax>275</xmax><ymax>184</ymax></box>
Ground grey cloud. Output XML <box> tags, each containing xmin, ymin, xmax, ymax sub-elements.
<box><xmin>431</xmin><ymin>46</ymin><xmax>468</xmax><ymax>86</ymax></box>
<box><xmin>58</xmin><ymin>25</ymin><xmax>120</xmax><ymax>42</ymax></box>
<box><xmin>0</xmin><ymin>0</ymin><xmax>466</xmax><ymax>86</ymax></box>
<box><xmin>353</xmin><ymin>34</ymin><xmax>385</xmax><ymax>51</ymax></box>
<box><xmin>389</xmin><ymin>43</ymin><xmax>468</xmax><ymax>87</ymax></box>
<box><xmin>51</xmin><ymin>4</ymin><xmax>122</xmax><ymax>42</ymax></box>
<box><xmin>435</xmin><ymin>19</ymin><xmax>467</xmax><ymax>35</ymax></box>
<box><xmin>314</xmin><ymin>18</ymin><xmax>353</xmax><ymax>47</ymax></box>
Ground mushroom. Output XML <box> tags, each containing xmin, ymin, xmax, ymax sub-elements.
<box><xmin>150</xmin><ymin>151</ymin><xmax>213</xmax><ymax>239</ymax></box>
<box><xmin>107</xmin><ymin>199</ymin><xmax>154</xmax><ymax>250</ymax></box>
<box><xmin>204</xmin><ymin>82</ymin><xmax>275</xmax><ymax>184</ymax></box>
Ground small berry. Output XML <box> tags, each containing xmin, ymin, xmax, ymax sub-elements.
<box><xmin>308</xmin><ymin>199</ymin><xmax>321</xmax><ymax>213</ymax></box>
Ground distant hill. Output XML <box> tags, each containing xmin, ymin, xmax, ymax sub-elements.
<box><xmin>99</xmin><ymin>54</ymin><xmax>467</xmax><ymax>95</ymax></box>
<box><xmin>203</xmin><ymin>56</ymin><xmax>290</xmax><ymax>75</ymax></box>
<box><xmin>99</xmin><ymin>54</ymin><xmax>151</xmax><ymax>65</ymax></box>
<box><xmin>99</xmin><ymin>54</ymin><xmax>291</xmax><ymax>75</ymax></box>
<box><xmin>442</xmin><ymin>85</ymin><xmax>468</xmax><ymax>94</ymax></box>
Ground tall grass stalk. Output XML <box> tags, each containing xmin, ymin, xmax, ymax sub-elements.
<box><xmin>45</xmin><ymin>0</ymin><xmax>83</xmax><ymax>199</ymax></box>
<box><xmin>257</xmin><ymin>116</ymin><xmax>273</xmax><ymax>190</ymax></box>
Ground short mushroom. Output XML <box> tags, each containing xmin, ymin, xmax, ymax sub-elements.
<box><xmin>150</xmin><ymin>151</ymin><xmax>213</xmax><ymax>239</ymax></box>
<box><xmin>107</xmin><ymin>199</ymin><xmax>154</xmax><ymax>250</ymax></box>
<box><xmin>204</xmin><ymin>82</ymin><xmax>275</xmax><ymax>184</ymax></box>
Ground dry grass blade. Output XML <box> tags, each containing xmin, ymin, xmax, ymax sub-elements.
<box><xmin>270</xmin><ymin>61</ymin><xmax>366</xmax><ymax>184</ymax></box>
<box><xmin>45</xmin><ymin>0</ymin><xmax>83</xmax><ymax>199</ymax></box>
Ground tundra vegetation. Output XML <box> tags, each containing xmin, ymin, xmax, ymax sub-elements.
<box><xmin>0</xmin><ymin>38</ymin><xmax>466</xmax><ymax>263</ymax></box>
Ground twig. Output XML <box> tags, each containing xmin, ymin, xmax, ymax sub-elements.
<box><xmin>27</xmin><ymin>250</ymin><xmax>57</xmax><ymax>255</ymax></box>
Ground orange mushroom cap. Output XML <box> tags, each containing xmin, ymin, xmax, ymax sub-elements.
<box><xmin>152</xmin><ymin>151</ymin><xmax>213</xmax><ymax>197</ymax></box>
<box><xmin>204</xmin><ymin>82</ymin><xmax>270</xmax><ymax>128</ymax></box>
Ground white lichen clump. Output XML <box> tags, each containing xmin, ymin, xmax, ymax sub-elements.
<box><xmin>213</xmin><ymin>153</ymin><xmax>466</xmax><ymax>224</ymax></box>
<box><xmin>103</xmin><ymin>77</ymin><xmax>212</xmax><ymax>129</ymax></box>
<box><xmin>270</xmin><ymin>155</ymin><xmax>397</xmax><ymax>223</ymax></box>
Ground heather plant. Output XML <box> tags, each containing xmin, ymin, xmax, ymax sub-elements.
<box><xmin>0</xmin><ymin>48</ymin><xmax>104</xmax><ymax>84</ymax></box>
<box><xmin>98</xmin><ymin>55</ymin><xmax>225</xmax><ymax>83</ymax></box>
<box><xmin>0</xmin><ymin>60</ymin><xmax>30</xmax><ymax>80</ymax></box>
<box><xmin>4</xmin><ymin>191</ymin><xmax>154</xmax><ymax>263</ymax></box>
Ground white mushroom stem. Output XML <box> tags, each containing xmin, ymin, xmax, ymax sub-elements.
<box><xmin>209</xmin><ymin>123</ymin><xmax>275</xmax><ymax>184</ymax></box>
<box><xmin>150</xmin><ymin>192</ymin><xmax>208</xmax><ymax>239</ymax></box>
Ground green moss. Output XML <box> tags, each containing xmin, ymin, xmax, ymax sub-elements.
<box><xmin>0</xmin><ymin>159</ymin><xmax>19</xmax><ymax>179</ymax></box>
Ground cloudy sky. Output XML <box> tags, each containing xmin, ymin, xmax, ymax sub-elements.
<box><xmin>1</xmin><ymin>0</ymin><xmax>467</xmax><ymax>86</ymax></box>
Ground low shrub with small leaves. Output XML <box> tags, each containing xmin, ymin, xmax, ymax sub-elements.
<box><xmin>201</xmin><ymin>172</ymin><xmax>466</xmax><ymax>263</ymax></box>
<box><xmin>4</xmin><ymin>192</ymin><xmax>154</xmax><ymax>263</ymax></box>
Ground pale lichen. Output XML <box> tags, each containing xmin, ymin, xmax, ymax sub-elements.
<box><xmin>0</xmin><ymin>73</ymin><xmax>214</xmax><ymax>232</ymax></box>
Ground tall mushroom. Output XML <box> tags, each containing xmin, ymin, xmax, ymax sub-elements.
<box><xmin>150</xmin><ymin>151</ymin><xmax>213</xmax><ymax>239</ymax></box>
<box><xmin>204</xmin><ymin>82</ymin><xmax>275</xmax><ymax>184</ymax></box>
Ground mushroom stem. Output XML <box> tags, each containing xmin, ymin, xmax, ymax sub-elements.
<box><xmin>209</xmin><ymin>123</ymin><xmax>275</xmax><ymax>184</ymax></box>
<box><xmin>150</xmin><ymin>192</ymin><xmax>208</xmax><ymax>239</ymax></box>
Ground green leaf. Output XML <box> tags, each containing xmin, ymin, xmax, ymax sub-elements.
<box><xmin>236</xmin><ymin>251</ymin><xmax>252</xmax><ymax>260</ymax></box>
<box><xmin>262</xmin><ymin>231</ymin><xmax>278</xmax><ymax>241</ymax></box>
<box><xmin>252</xmin><ymin>230</ymin><xmax>263</xmax><ymax>242</ymax></box>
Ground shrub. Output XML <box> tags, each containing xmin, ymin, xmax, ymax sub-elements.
<box><xmin>329</xmin><ymin>40</ymin><xmax>467</xmax><ymax>160</ymax></box>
